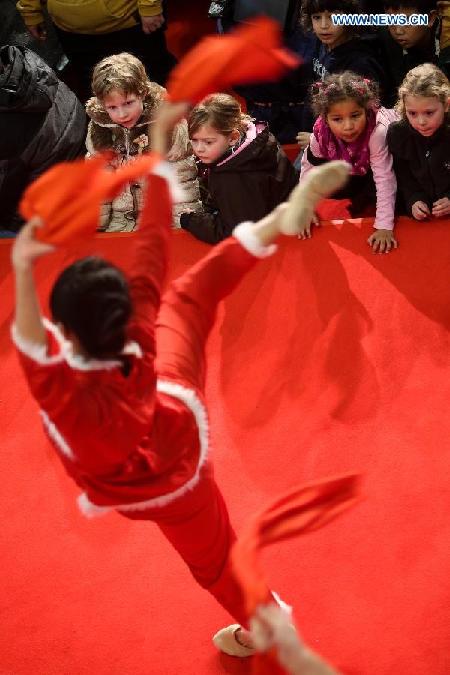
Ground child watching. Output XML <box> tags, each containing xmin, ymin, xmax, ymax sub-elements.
<box><xmin>11</xmin><ymin>97</ymin><xmax>349</xmax><ymax>657</ymax></box>
<box><xmin>380</xmin><ymin>0</ymin><xmax>449</xmax><ymax>105</ymax></box>
<box><xmin>296</xmin><ymin>0</ymin><xmax>388</xmax><ymax>149</ymax></box>
<box><xmin>300</xmin><ymin>71</ymin><xmax>399</xmax><ymax>253</ymax></box>
<box><xmin>387</xmin><ymin>63</ymin><xmax>450</xmax><ymax>220</ymax></box>
<box><xmin>180</xmin><ymin>92</ymin><xmax>299</xmax><ymax>244</ymax></box>
<box><xmin>86</xmin><ymin>52</ymin><xmax>201</xmax><ymax>232</ymax></box>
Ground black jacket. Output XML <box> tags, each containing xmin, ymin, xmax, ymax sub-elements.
<box><xmin>379</xmin><ymin>26</ymin><xmax>449</xmax><ymax>107</ymax></box>
<box><xmin>0</xmin><ymin>46</ymin><xmax>86</xmax><ymax>230</ymax></box>
<box><xmin>180</xmin><ymin>123</ymin><xmax>298</xmax><ymax>244</ymax></box>
<box><xmin>311</xmin><ymin>36</ymin><xmax>389</xmax><ymax>104</ymax></box>
<box><xmin>386</xmin><ymin>118</ymin><xmax>450</xmax><ymax>215</ymax></box>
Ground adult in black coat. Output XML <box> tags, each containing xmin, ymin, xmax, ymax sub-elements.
<box><xmin>0</xmin><ymin>45</ymin><xmax>86</xmax><ymax>231</ymax></box>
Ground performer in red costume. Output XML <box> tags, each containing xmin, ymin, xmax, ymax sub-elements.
<box><xmin>11</xmin><ymin>101</ymin><xmax>348</xmax><ymax>657</ymax></box>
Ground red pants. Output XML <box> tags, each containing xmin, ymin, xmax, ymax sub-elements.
<box><xmin>122</xmin><ymin>236</ymin><xmax>262</xmax><ymax>627</ymax></box>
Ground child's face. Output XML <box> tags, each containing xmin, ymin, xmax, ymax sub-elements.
<box><xmin>326</xmin><ymin>99</ymin><xmax>367</xmax><ymax>142</ymax></box>
<box><xmin>404</xmin><ymin>95</ymin><xmax>448</xmax><ymax>136</ymax></box>
<box><xmin>386</xmin><ymin>8</ymin><xmax>436</xmax><ymax>49</ymax></box>
<box><xmin>190</xmin><ymin>124</ymin><xmax>240</xmax><ymax>164</ymax></box>
<box><xmin>311</xmin><ymin>11</ymin><xmax>348</xmax><ymax>50</ymax></box>
<box><xmin>102</xmin><ymin>89</ymin><xmax>144</xmax><ymax>128</ymax></box>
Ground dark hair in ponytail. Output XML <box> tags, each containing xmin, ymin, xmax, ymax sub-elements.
<box><xmin>50</xmin><ymin>257</ymin><xmax>132</xmax><ymax>360</ymax></box>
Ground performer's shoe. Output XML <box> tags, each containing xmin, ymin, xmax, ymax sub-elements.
<box><xmin>280</xmin><ymin>160</ymin><xmax>350</xmax><ymax>236</ymax></box>
<box><xmin>212</xmin><ymin>624</ymin><xmax>256</xmax><ymax>657</ymax></box>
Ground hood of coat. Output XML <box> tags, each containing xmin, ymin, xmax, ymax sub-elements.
<box><xmin>207</xmin><ymin>123</ymin><xmax>280</xmax><ymax>174</ymax></box>
<box><xmin>86</xmin><ymin>83</ymin><xmax>166</xmax><ymax>152</ymax></box>
<box><xmin>0</xmin><ymin>45</ymin><xmax>58</xmax><ymax>113</ymax></box>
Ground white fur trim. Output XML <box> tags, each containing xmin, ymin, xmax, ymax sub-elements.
<box><xmin>11</xmin><ymin>320</ymin><xmax>65</xmax><ymax>366</ymax></box>
<box><xmin>14</xmin><ymin>317</ymin><xmax>143</xmax><ymax>371</ymax></box>
<box><xmin>40</xmin><ymin>410</ymin><xmax>75</xmax><ymax>460</ymax></box>
<box><xmin>153</xmin><ymin>161</ymin><xmax>185</xmax><ymax>204</ymax></box>
<box><xmin>77</xmin><ymin>379</ymin><xmax>209</xmax><ymax>517</ymax></box>
<box><xmin>64</xmin><ymin>353</ymin><xmax>123</xmax><ymax>371</ymax></box>
<box><xmin>233</xmin><ymin>222</ymin><xmax>278</xmax><ymax>258</ymax></box>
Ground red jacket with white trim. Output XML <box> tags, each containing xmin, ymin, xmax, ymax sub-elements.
<box><xmin>12</xmin><ymin>172</ymin><xmax>208</xmax><ymax>516</ymax></box>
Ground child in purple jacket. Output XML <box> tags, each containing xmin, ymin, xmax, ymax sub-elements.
<box><xmin>300</xmin><ymin>71</ymin><xmax>399</xmax><ymax>254</ymax></box>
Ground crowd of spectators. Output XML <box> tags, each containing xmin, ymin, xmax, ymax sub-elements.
<box><xmin>1</xmin><ymin>0</ymin><xmax>449</xmax><ymax>247</ymax></box>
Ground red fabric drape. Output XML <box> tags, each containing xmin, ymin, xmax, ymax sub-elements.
<box><xmin>19</xmin><ymin>153</ymin><xmax>162</xmax><ymax>246</ymax></box>
<box><xmin>232</xmin><ymin>474</ymin><xmax>362</xmax><ymax>674</ymax></box>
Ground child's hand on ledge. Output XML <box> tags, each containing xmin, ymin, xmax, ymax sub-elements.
<box><xmin>297</xmin><ymin>213</ymin><xmax>320</xmax><ymax>240</ymax></box>
<box><xmin>11</xmin><ymin>218</ymin><xmax>55</xmax><ymax>271</ymax></box>
<box><xmin>367</xmin><ymin>229</ymin><xmax>398</xmax><ymax>254</ymax></box>
<box><xmin>431</xmin><ymin>197</ymin><xmax>450</xmax><ymax>218</ymax></box>
<box><xmin>411</xmin><ymin>200</ymin><xmax>430</xmax><ymax>220</ymax></box>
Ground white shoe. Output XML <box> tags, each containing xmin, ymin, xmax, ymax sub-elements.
<box><xmin>212</xmin><ymin>624</ymin><xmax>256</xmax><ymax>657</ymax></box>
<box><xmin>280</xmin><ymin>160</ymin><xmax>350</xmax><ymax>236</ymax></box>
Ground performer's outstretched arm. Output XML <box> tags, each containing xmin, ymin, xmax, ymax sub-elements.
<box><xmin>126</xmin><ymin>103</ymin><xmax>192</xmax><ymax>354</ymax></box>
<box><xmin>12</xmin><ymin>217</ymin><xmax>55</xmax><ymax>350</ymax></box>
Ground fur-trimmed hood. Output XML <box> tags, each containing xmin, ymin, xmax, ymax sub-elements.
<box><xmin>85</xmin><ymin>85</ymin><xmax>191</xmax><ymax>161</ymax></box>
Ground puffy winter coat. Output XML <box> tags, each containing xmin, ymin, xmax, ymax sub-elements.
<box><xmin>86</xmin><ymin>86</ymin><xmax>202</xmax><ymax>231</ymax></box>
<box><xmin>0</xmin><ymin>45</ymin><xmax>86</xmax><ymax>230</ymax></box>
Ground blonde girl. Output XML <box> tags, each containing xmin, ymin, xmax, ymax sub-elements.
<box><xmin>387</xmin><ymin>63</ymin><xmax>450</xmax><ymax>220</ymax></box>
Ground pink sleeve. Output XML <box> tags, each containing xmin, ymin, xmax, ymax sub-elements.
<box><xmin>369</xmin><ymin>122</ymin><xmax>397</xmax><ymax>231</ymax></box>
<box><xmin>299</xmin><ymin>134</ymin><xmax>323</xmax><ymax>182</ymax></box>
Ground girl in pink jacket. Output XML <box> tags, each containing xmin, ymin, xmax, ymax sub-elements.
<box><xmin>300</xmin><ymin>71</ymin><xmax>399</xmax><ymax>254</ymax></box>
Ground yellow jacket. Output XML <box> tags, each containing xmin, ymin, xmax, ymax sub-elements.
<box><xmin>16</xmin><ymin>0</ymin><xmax>163</xmax><ymax>33</ymax></box>
<box><xmin>439</xmin><ymin>1</ymin><xmax>450</xmax><ymax>51</ymax></box>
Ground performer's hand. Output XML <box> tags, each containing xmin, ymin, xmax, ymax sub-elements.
<box><xmin>250</xmin><ymin>604</ymin><xmax>338</xmax><ymax>675</ymax></box>
<box><xmin>296</xmin><ymin>132</ymin><xmax>312</xmax><ymax>149</ymax></box>
<box><xmin>431</xmin><ymin>197</ymin><xmax>450</xmax><ymax>217</ymax></box>
<box><xmin>151</xmin><ymin>101</ymin><xmax>190</xmax><ymax>156</ymax></box>
<box><xmin>297</xmin><ymin>213</ymin><xmax>320</xmax><ymax>240</ymax></box>
<box><xmin>411</xmin><ymin>200</ymin><xmax>430</xmax><ymax>220</ymax></box>
<box><xmin>367</xmin><ymin>228</ymin><xmax>398</xmax><ymax>254</ymax></box>
<box><xmin>11</xmin><ymin>217</ymin><xmax>55</xmax><ymax>271</ymax></box>
<box><xmin>141</xmin><ymin>14</ymin><xmax>164</xmax><ymax>33</ymax></box>
<box><xmin>27</xmin><ymin>23</ymin><xmax>47</xmax><ymax>41</ymax></box>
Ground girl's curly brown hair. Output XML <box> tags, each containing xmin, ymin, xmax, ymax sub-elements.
<box><xmin>395</xmin><ymin>63</ymin><xmax>450</xmax><ymax>120</ymax></box>
<box><xmin>310</xmin><ymin>71</ymin><xmax>380</xmax><ymax>118</ymax></box>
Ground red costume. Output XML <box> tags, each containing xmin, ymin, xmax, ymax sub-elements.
<box><xmin>12</xmin><ymin>165</ymin><xmax>277</xmax><ymax>625</ymax></box>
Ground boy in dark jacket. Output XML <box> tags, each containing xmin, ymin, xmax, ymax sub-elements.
<box><xmin>380</xmin><ymin>0</ymin><xmax>449</xmax><ymax>105</ymax></box>
<box><xmin>0</xmin><ymin>45</ymin><xmax>86</xmax><ymax>232</ymax></box>
<box><xmin>295</xmin><ymin>0</ymin><xmax>389</xmax><ymax>148</ymax></box>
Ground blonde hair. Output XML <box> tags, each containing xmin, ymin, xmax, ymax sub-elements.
<box><xmin>91</xmin><ymin>52</ymin><xmax>152</xmax><ymax>100</ymax></box>
<box><xmin>188</xmin><ymin>93</ymin><xmax>252</xmax><ymax>137</ymax></box>
<box><xmin>395</xmin><ymin>63</ymin><xmax>450</xmax><ymax>119</ymax></box>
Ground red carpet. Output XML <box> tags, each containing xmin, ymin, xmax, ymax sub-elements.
<box><xmin>1</xmin><ymin>218</ymin><xmax>450</xmax><ymax>674</ymax></box>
